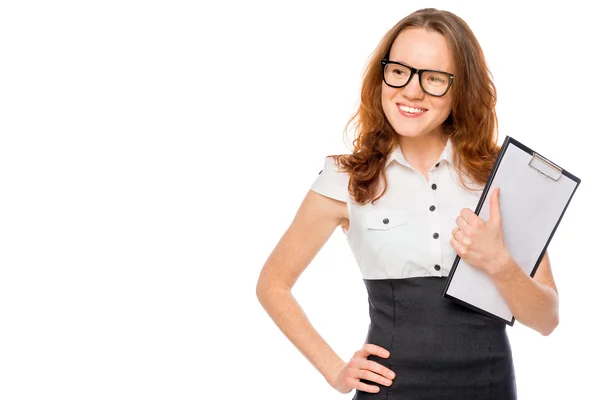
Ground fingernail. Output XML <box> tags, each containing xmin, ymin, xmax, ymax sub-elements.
<box><xmin>387</xmin><ymin>371</ymin><xmax>395</xmax><ymax>378</ymax></box>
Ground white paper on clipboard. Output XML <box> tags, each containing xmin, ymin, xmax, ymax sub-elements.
<box><xmin>443</xmin><ymin>136</ymin><xmax>580</xmax><ymax>325</ymax></box>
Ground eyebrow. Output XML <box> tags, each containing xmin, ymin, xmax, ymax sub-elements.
<box><xmin>388</xmin><ymin>59</ymin><xmax>453</xmax><ymax>74</ymax></box>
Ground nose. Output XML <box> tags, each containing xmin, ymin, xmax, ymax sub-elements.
<box><xmin>401</xmin><ymin>72</ymin><xmax>425</xmax><ymax>100</ymax></box>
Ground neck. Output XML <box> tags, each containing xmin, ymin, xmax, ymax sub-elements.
<box><xmin>398</xmin><ymin>133</ymin><xmax>448</xmax><ymax>170</ymax></box>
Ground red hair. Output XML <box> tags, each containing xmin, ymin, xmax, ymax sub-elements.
<box><xmin>333</xmin><ymin>8</ymin><xmax>500</xmax><ymax>205</ymax></box>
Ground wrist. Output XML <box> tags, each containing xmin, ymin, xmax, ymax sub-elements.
<box><xmin>488</xmin><ymin>249</ymin><xmax>514</xmax><ymax>280</ymax></box>
<box><xmin>324</xmin><ymin>358</ymin><xmax>345</xmax><ymax>386</ymax></box>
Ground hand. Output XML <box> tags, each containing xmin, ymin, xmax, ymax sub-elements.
<box><xmin>329</xmin><ymin>343</ymin><xmax>395</xmax><ymax>394</ymax></box>
<box><xmin>450</xmin><ymin>187</ymin><xmax>510</xmax><ymax>275</ymax></box>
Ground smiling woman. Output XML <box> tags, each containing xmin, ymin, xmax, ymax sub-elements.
<box><xmin>256</xmin><ymin>7</ymin><xmax>559</xmax><ymax>400</ymax></box>
<box><xmin>381</xmin><ymin>28</ymin><xmax>455</xmax><ymax>139</ymax></box>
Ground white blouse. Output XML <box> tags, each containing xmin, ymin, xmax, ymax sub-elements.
<box><xmin>310</xmin><ymin>139</ymin><xmax>485</xmax><ymax>280</ymax></box>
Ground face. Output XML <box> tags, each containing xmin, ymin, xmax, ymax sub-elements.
<box><xmin>381</xmin><ymin>27</ymin><xmax>454</xmax><ymax>140</ymax></box>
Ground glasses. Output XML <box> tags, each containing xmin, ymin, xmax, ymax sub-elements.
<box><xmin>381</xmin><ymin>59</ymin><xmax>454</xmax><ymax>97</ymax></box>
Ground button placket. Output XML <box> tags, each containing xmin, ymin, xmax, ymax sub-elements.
<box><xmin>428</xmin><ymin>173</ymin><xmax>443</xmax><ymax>275</ymax></box>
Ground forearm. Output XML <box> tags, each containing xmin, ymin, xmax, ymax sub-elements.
<box><xmin>256</xmin><ymin>285</ymin><xmax>344</xmax><ymax>385</ymax></box>
<box><xmin>490</xmin><ymin>256</ymin><xmax>559</xmax><ymax>335</ymax></box>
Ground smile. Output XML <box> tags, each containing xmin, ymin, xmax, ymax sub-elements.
<box><xmin>397</xmin><ymin>103</ymin><xmax>427</xmax><ymax>117</ymax></box>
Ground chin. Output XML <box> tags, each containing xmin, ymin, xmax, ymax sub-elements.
<box><xmin>391</xmin><ymin>126</ymin><xmax>428</xmax><ymax>138</ymax></box>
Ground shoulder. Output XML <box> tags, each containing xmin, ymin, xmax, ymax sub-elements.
<box><xmin>310</xmin><ymin>155</ymin><xmax>351</xmax><ymax>203</ymax></box>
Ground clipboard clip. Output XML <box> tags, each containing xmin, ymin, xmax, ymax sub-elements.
<box><xmin>528</xmin><ymin>152</ymin><xmax>562</xmax><ymax>181</ymax></box>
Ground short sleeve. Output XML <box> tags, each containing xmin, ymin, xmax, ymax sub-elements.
<box><xmin>310</xmin><ymin>156</ymin><xmax>351</xmax><ymax>203</ymax></box>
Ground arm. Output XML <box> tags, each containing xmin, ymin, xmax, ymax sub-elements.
<box><xmin>489</xmin><ymin>251</ymin><xmax>559</xmax><ymax>336</ymax></box>
<box><xmin>255</xmin><ymin>189</ymin><xmax>348</xmax><ymax>386</ymax></box>
<box><xmin>451</xmin><ymin>187</ymin><xmax>559</xmax><ymax>336</ymax></box>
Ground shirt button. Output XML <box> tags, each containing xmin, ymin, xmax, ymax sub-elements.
<box><xmin>429</xmin><ymin>205</ymin><xmax>436</xmax><ymax>211</ymax></box>
<box><xmin>433</xmin><ymin>233</ymin><xmax>439</xmax><ymax>239</ymax></box>
<box><xmin>383</xmin><ymin>218</ymin><xmax>389</xmax><ymax>224</ymax></box>
<box><xmin>435</xmin><ymin>162</ymin><xmax>440</xmax><ymax>168</ymax></box>
<box><xmin>431</xmin><ymin>184</ymin><xmax>437</xmax><ymax>190</ymax></box>
<box><xmin>434</xmin><ymin>264</ymin><xmax>441</xmax><ymax>271</ymax></box>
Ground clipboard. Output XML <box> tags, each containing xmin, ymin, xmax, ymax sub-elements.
<box><xmin>442</xmin><ymin>136</ymin><xmax>581</xmax><ymax>325</ymax></box>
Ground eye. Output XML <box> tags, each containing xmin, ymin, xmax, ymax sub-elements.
<box><xmin>391</xmin><ymin>68</ymin><xmax>408</xmax><ymax>76</ymax></box>
<box><xmin>427</xmin><ymin>75</ymin><xmax>446</xmax><ymax>84</ymax></box>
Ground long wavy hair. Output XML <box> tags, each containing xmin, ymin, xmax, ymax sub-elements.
<box><xmin>333</xmin><ymin>8</ymin><xmax>500</xmax><ymax>205</ymax></box>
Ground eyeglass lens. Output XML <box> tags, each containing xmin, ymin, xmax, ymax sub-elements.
<box><xmin>384</xmin><ymin>63</ymin><xmax>450</xmax><ymax>96</ymax></box>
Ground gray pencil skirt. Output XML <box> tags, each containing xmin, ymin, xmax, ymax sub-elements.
<box><xmin>352</xmin><ymin>276</ymin><xmax>517</xmax><ymax>400</ymax></box>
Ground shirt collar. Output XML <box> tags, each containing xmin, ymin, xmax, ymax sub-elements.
<box><xmin>385</xmin><ymin>138</ymin><xmax>455</xmax><ymax>169</ymax></box>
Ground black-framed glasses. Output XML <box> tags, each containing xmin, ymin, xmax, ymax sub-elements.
<box><xmin>381</xmin><ymin>59</ymin><xmax>454</xmax><ymax>97</ymax></box>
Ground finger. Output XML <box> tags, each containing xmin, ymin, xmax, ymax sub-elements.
<box><xmin>452</xmin><ymin>227</ymin><xmax>465</xmax><ymax>243</ymax></box>
<box><xmin>356</xmin><ymin>369</ymin><xmax>393</xmax><ymax>387</ymax></box>
<box><xmin>346</xmin><ymin>361</ymin><xmax>383</xmax><ymax>393</ymax></box>
<box><xmin>364</xmin><ymin>359</ymin><xmax>396</xmax><ymax>379</ymax></box>
<box><xmin>454</xmin><ymin>228</ymin><xmax>471</xmax><ymax>247</ymax></box>
<box><xmin>354</xmin><ymin>346</ymin><xmax>396</xmax><ymax>377</ymax></box>
<box><xmin>346</xmin><ymin>374</ymin><xmax>381</xmax><ymax>394</ymax></box>
<box><xmin>455</xmin><ymin>216</ymin><xmax>471</xmax><ymax>233</ymax></box>
<box><xmin>459</xmin><ymin>207</ymin><xmax>479</xmax><ymax>226</ymax></box>
<box><xmin>361</xmin><ymin>343</ymin><xmax>390</xmax><ymax>359</ymax></box>
<box><xmin>355</xmin><ymin>379</ymin><xmax>381</xmax><ymax>393</ymax></box>
<box><xmin>450</xmin><ymin>237</ymin><xmax>466</xmax><ymax>256</ymax></box>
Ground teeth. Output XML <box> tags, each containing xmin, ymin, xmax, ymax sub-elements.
<box><xmin>399</xmin><ymin>105</ymin><xmax>425</xmax><ymax>114</ymax></box>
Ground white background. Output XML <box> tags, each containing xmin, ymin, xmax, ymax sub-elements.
<box><xmin>0</xmin><ymin>1</ymin><xmax>598</xmax><ymax>399</ymax></box>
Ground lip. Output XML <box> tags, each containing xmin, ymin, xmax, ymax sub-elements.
<box><xmin>396</xmin><ymin>103</ymin><xmax>427</xmax><ymax>118</ymax></box>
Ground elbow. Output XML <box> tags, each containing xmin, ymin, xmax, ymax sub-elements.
<box><xmin>255</xmin><ymin>277</ymin><xmax>282</xmax><ymax>304</ymax></box>
<box><xmin>542</xmin><ymin>293</ymin><xmax>560</xmax><ymax>336</ymax></box>
<box><xmin>256</xmin><ymin>269</ymin><xmax>292</xmax><ymax>303</ymax></box>
<box><xmin>256</xmin><ymin>278</ymin><xmax>268</xmax><ymax>303</ymax></box>
<box><xmin>539</xmin><ymin>289</ymin><xmax>560</xmax><ymax>336</ymax></box>
<box><xmin>540</xmin><ymin>314</ymin><xmax>559</xmax><ymax>337</ymax></box>
<box><xmin>255</xmin><ymin>268</ymin><xmax>272</xmax><ymax>303</ymax></box>
<box><xmin>255</xmin><ymin>283</ymin><xmax>262</xmax><ymax>302</ymax></box>
<box><xmin>256</xmin><ymin>284</ymin><xmax>271</xmax><ymax>309</ymax></box>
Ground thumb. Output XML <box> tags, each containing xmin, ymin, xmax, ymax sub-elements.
<box><xmin>489</xmin><ymin>187</ymin><xmax>502</xmax><ymax>225</ymax></box>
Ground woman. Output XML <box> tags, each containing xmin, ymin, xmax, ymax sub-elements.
<box><xmin>256</xmin><ymin>8</ymin><xmax>559</xmax><ymax>399</ymax></box>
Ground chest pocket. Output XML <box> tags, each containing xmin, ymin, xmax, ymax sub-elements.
<box><xmin>362</xmin><ymin>208</ymin><xmax>409</xmax><ymax>257</ymax></box>
<box><xmin>366</xmin><ymin>208</ymin><xmax>407</xmax><ymax>230</ymax></box>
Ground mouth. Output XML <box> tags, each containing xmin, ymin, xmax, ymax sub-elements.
<box><xmin>397</xmin><ymin>103</ymin><xmax>427</xmax><ymax>117</ymax></box>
